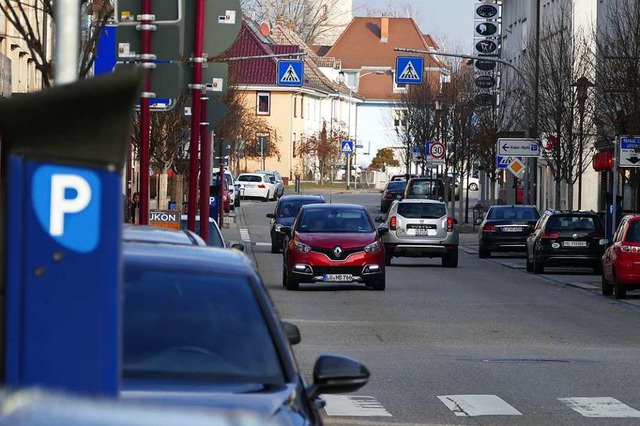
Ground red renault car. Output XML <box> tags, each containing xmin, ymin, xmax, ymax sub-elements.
<box><xmin>281</xmin><ymin>204</ymin><xmax>388</xmax><ymax>291</ymax></box>
<box><xmin>602</xmin><ymin>214</ymin><xmax>640</xmax><ymax>299</ymax></box>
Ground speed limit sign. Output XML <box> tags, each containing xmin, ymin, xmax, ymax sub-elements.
<box><xmin>429</xmin><ymin>141</ymin><xmax>446</xmax><ymax>159</ymax></box>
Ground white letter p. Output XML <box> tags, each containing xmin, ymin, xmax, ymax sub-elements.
<box><xmin>50</xmin><ymin>174</ymin><xmax>92</xmax><ymax>236</ymax></box>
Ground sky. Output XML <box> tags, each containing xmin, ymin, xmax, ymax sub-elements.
<box><xmin>352</xmin><ymin>0</ymin><xmax>477</xmax><ymax>54</ymax></box>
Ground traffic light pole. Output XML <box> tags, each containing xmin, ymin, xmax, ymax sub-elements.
<box><xmin>199</xmin><ymin>94</ymin><xmax>210</xmax><ymax>242</ymax></box>
<box><xmin>187</xmin><ymin>0</ymin><xmax>206</xmax><ymax>232</ymax></box>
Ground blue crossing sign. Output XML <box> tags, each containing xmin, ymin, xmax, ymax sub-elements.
<box><xmin>497</xmin><ymin>155</ymin><xmax>523</xmax><ymax>169</ymax></box>
<box><xmin>395</xmin><ymin>56</ymin><xmax>424</xmax><ymax>85</ymax></box>
<box><xmin>341</xmin><ymin>140</ymin><xmax>354</xmax><ymax>154</ymax></box>
<box><xmin>277</xmin><ymin>60</ymin><xmax>304</xmax><ymax>87</ymax></box>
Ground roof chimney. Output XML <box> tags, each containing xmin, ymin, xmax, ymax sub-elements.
<box><xmin>381</xmin><ymin>17</ymin><xmax>389</xmax><ymax>43</ymax></box>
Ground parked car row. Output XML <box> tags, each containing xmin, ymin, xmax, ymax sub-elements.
<box><xmin>119</xmin><ymin>224</ymin><xmax>370</xmax><ymax>424</ymax></box>
<box><xmin>478</xmin><ymin>205</ymin><xmax>640</xmax><ymax>300</ymax></box>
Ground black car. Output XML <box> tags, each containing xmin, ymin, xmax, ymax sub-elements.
<box><xmin>267</xmin><ymin>194</ymin><xmax>325</xmax><ymax>253</ymax></box>
<box><xmin>404</xmin><ymin>177</ymin><xmax>448</xmax><ymax>200</ymax></box>
<box><xmin>380</xmin><ymin>180</ymin><xmax>406</xmax><ymax>213</ymax></box>
<box><xmin>478</xmin><ymin>205</ymin><xmax>540</xmax><ymax>257</ymax></box>
<box><xmin>526</xmin><ymin>210</ymin><xmax>606</xmax><ymax>274</ymax></box>
<box><xmin>121</xmin><ymin>243</ymin><xmax>369</xmax><ymax>424</ymax></box>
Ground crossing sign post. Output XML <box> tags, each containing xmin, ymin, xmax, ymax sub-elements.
<box><xmin>277</xmin><ymin>60</ymin><xmax>304</xmax><ymax>87</ymax></box>
<box><xmin>395</xmin><ymin>56</ymin><xmax>424</xmax><ymax>85</ymax></box>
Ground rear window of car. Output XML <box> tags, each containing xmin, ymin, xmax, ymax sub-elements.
<box><xmin>122</xmin><ymin>266</ymin><xmax>284</xmax><ymax>384</ymax></box>
<box><xmin>238</xmin><ymin>175</ymin><xmax>261</xmax><ymax>182</ymax></box>
<box><xmin>406</xmin><ymin>179</ymin><xmax>444</xmax><ymax>197</ymax></box>
<box><xmin>545</xmin><ymin>215</ymin><xmax>603</xmax><ymax>232</ymax></box>
<box><xmin>387</xmin><ymin>181</ymin><xmax>406</xmax><ymax>191</ymax></box>
<box><xmin>397</xmin><ymin>202</ymin><xmax>446</xmax><ymax>219</ymax></box>
<box><xmin>277</xmin><ymin>199</ymin><xmax>323</xmax><ymax>217</ymax></box>
<box><xmin>297</xmin><ymin>208</ymin><xmax>374</xmax><ymax>233</ymax></box>
<box><xmin>487</xmin><ymin>207</ymin><xmax>539</xmax><ymax>220</ymax></box>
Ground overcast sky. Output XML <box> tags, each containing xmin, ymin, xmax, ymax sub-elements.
<box><xmin>353</xmin><ymin>0</ymin><xmax>477</xmax><ymax>54</ymax></box>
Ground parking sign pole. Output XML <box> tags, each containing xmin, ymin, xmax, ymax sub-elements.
<box><xmin>199</xmin><ymin>95</ymin><xmax>210</xmax><ymax>242</ymax></box>
<box><xmin>612</xmin><ymin>137</ymin><xmax>619</xmax><ymax>239</ymax></box>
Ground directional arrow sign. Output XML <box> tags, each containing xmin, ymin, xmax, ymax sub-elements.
<box><xmin>619</xmin><ymin>136</ymin><xmax>640</xmax><ymax>167</ymax></box>
<box><xmin>497</xmin><ymin>138</ymin><xmax>540</xmax><ymax>157</ymax></box>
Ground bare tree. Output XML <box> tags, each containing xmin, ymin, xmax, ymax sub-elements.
<box><xmin>297</xmin><ymin>119</ymin><xmax>345</xmax><ymax>182</ymax></box>
<box><xmin>241</xmin><ymin>0</ymin><xmax>351</xmax><ymax>44</ymax></box>
<box><xmin>0</xmin><ymin>0</ymin><xmax>113</xmax><ymax>87</ymax></box>
<box><xmin>358</xmin><ymin>1</ymin><xmax>420</xmax><ymax>22</ymax></box>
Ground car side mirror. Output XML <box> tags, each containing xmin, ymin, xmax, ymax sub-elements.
<box><xmin>378</xmin><ymin>225</ymin><xmax>389</xmax><ymax>236</ymax></box>
<box><xmin>231</xmin><ymin>243</ymin><xmax>245</xmax><ymax>252</ymax></box>
<box><xmin>266</xmin><ymin>213</ymin><xmax>275</xmax><ymax>219</ymax></box>
<box><xmin>280</xmin><ymin>226</ymin><xmax>292</xmax><ymax>237</ymax></box>
<box><xmin>599</xmin><ymin>238</ymin><xmax>609</xmax><ymax>246</ymax></box>
<box><xmin>307</xmin><ymin>354</ymin><xmax>370</xmax><ymax>400</ymax></box>
<box><xmin>281</xmin><ymin>321</ymin><xmax>301</xmax><ymax>345</ymax></box>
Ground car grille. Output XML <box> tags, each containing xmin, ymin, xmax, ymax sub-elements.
<box><xmin>311</xmin><ymin>266</ymin><xmax>366</xmax><ymax>276</ymax></box>
<box><xmin>312</xmin><ymin>247</ymin><xmax>365</xmax><ymax>260</ymax></box>
<box><xmin>406</xmin><ymin>224</ymin><xmax>437</xmax><ymax>230</ymax></box>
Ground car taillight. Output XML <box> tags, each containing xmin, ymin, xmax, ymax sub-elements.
<box><xmin>542</xmin><ymin>231</ymin><xmax>560</xmax><ymax>239</ymax></box>
<box><xmin>446</xmin><ymin>217</ymin><xmax>454</xmax><ymax>232</ymax></box>
<box><xmin>482</xmin><ymin>224</ymin><xmax>497</xmax><ymax>233</ymax></box>
<box><xmin>258</xmin><ymin>184</ymin><xmax>265</xmax><ymax>188</ymax></box>
<box><xmin>390</xmin><ymin>216</ymin><xmax>397</xmax><ymax>230</ymax></box>
<box><xmin>620</xmin><ymin>245</ymin><xmax>640</xmax><ymax>253</ymax></box>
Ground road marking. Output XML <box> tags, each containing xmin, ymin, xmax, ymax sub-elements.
<box><xmin>559</xmin><ymin>397</ymin><xmax>640</xmax><ymax>418</ymax></box>
<box><xmin>255</xmin><ymin>242</ymin><xmax>271</xmax><ymax>247</ymax></box>
<box><xmin>240</xmin><ymin>228</ymin><xmax>250</xmax><ymax>242</ymax></box>
<box><xmin>322</xmin><ymin>395</ymin><xmax>392</xmax><ymax>417</ymax></box>
<box><xmin>438</xmin><ymin>395</ymin><xmax>522</xmax><ymax>417</ymax></box>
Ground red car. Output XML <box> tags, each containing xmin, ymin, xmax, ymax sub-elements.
<box><xmin>602</xmin><ymin>214</ymin><xmax>640</xmax><ymax>299</ymax></box>
<box><xmin>281</xmin><ymin>204</ymin><xmax>388</xmax><ymax>291</ymax></box>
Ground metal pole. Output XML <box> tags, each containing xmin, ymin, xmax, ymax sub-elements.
<box><xmin>346</xmin><ymin>87</ymin><xmax>352</xmax><ymax>190</ymax></box>
<box><xmin>612</xmin><ymin>137</ymin><xmax>619</xmax><ymax>238</ymax></box>
<box><xmin>54</xmin><ymin>0</ymin><xmax>79</xmax><ymax>85</ymax></box>
<box><xmin>578</xmin><ymin>107</ymin><xmax>585</xmax><ymax>210</ymax></box>
<box><xmin>187</xmin><ymin>0</ymin><xmax>206</xmax><ymax>231</ymax></box>
<box><xmin>199</xmin><ymin>96</ymin><xmax>210</xmax><ymax>242</ymax></box>
<box><xmin>138</xmin><ymin>0</ymin><xmax>153</xmax><ymax>225</ymax></box>
<box><xmin>218</xmin><ymin>139</ymin><xmax>224</xmax><ymax>228</ymax></box>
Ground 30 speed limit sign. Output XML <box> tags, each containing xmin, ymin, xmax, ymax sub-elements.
<box><xmin>429</xmin><ymin>141</ymin><xmax>446</xmax><ymax>159</ymax></box>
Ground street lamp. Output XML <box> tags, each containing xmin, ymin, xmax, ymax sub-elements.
<box><xmin>571</xmin><ymin>76</ymin><xmax>594</xmax><ymax>210</ymax></box>
<box><xmin>339</xmin><ymin>70</ymin><xmax>387</xmax><ymax>189</ymax></box>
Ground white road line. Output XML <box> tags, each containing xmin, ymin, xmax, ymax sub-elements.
<box><xmin>559</xmin><ymin>397</ymin><xmax>640</xmax><ymax>418</ymax></box>
<box><xmin>437</xmin><ymin>395</ymin><xmax>522</xmax><ymax>417</ymax></box>
<box><xmin>255</xmin><ymin>242</ymin><xmax>271</xmax><ymax>247</ymax></box>
<box><xmin>322</xmin><ymin>395</ymin><xmax>392</xmax><ymax>417</ymax></box>
<box><xmin>239</xmin><ymin>229</ymin><xmax>251</xmax><ymax>242</ymax></box>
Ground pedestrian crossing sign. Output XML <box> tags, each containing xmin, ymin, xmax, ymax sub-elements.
<box><xmin>277</xmin><ymin>60</ymin><xmax>304</xmax><ymax>87</ymax></box>
<box><xmin>395</xmin><ymin>56</ymin><xmax>424</xmax><ymax>85</ymax></box>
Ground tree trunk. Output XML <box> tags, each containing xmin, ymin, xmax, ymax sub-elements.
<box><xmin>490</xmin><ymin>179</ymin><xmax>497</xmax><ymax>205</ymax></box>
<box><xmin>159</xmin><ymin>172</ymin><xmax>169</xmax><ymax>210</ymax></box>
<box><xmin>567</xmin><ymin>183</ymin><xmax>574</xmax><ymax>210</ymax></box>
<box><xmin>174</xmin><ymin>175</ymin><xmax>184</xmax><ymax>213</ymax></box>
<box><xmin>555</xmin><ymin>178</ymin><xmax>562</xmax><ymax>210</ymax></box>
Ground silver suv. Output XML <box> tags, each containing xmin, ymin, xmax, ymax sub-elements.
<box><xmin>376</xmin><ymin>199</ymin><xmax>459</xmax><ymax>267</ymax></box>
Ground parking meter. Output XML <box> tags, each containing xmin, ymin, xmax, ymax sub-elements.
<box><xmin>0</xmin><ymin>69</ymin><xmax>142</xmax><ymax>395</ymax></box>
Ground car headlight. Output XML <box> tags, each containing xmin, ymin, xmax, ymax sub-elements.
<box><xmin>275</xmin><ymin>224</ymin><xmax>283</xmax><ymax>232</ymax></box>
<box><xmin>364</xmin><ymin>241</ymin><xmax>381</xmax><ymax>253</ymax></box>
<box><xmin>294</xmin><ymin>241</ymin><xmax>311</xmax><ymax>253</ymax></box>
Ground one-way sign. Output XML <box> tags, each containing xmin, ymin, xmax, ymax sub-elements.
<box><xmin>497</xmin><ymin>138</ymin><xmax>540</xmax><ymax>157</ymax></box>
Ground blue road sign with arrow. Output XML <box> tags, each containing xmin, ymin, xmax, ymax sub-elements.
<box><xmin>341</xmin><ymin>140</ymin><xmax>354</xmax><ymax>154</ymax></box>
<box><xmin>277</xmin><ymin>60</ymin><xmax>304</xmax><ymax>87</ymax></box>
<box><xmin>395</xmin><ymin>56</ymin><xmax>424</xmax><ymax>85</ymax></box>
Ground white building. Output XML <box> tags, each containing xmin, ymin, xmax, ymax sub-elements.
<box><xmin>312</xmin><ymin>0</ymin><xmax>353</xmax><ymax>46</ymax></box>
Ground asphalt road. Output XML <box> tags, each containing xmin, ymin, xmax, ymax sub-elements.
<box><xmin>224</xmin><ymin>190</ymin><xmax>640</xmax><ymax>425</ymax></box>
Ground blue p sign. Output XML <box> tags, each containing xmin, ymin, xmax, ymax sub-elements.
<box><xmin>32</xmin><ymin>165</ymin><xmax>101</xmax><ymax>253</ymax></box>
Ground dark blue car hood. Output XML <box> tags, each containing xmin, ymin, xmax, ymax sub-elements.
<box><xmin>121</xmin><ymin>380</ymin><xmax>305</xmax><ymax>424</ymax></box>
<box><xmin>277</xmin><ymin>217</ymin><xmax>295</xmax><ymax>227</ymax></box>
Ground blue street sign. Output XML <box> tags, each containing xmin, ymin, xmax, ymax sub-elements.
<box><xmin>620</xmin><ymin>136</ymin><xmax>640</xmax><ymax>149</ymax></box>
<box><xmin>497</xmin><ymin>155</ymin><xmax>523</xmax><ymax>169</ymax></box>
<box><xmin>412</xmin><ymin>146</ymin><xmax>420</xmax><ymax>154</ymax></box>
<box><xmin>395</xmin><ymin>56</ymin><xmax>424</xmax><ymax>85</ymax></box>
<box><xmin>277</xmin><ymin>60</ymin><xmax>304</xmax><ymax>87</ymax></box>
<box><xmin>341</xmin><ymin>140</ymin><xmax>354</xmax><ymax>154</ymax></box>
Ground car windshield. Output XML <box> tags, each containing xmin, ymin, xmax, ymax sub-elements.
<box><xmin>278</xmin><ymin>199</ymin><xmax>322</xmax><ymax>218</ymax></box>
<box><xmin>487</xmin><ymin>207</ymin><xmax>539</xmax><ymax>220</ymax></box>
<box><xmin>122</xmin><ymin>266</ymin><xmax>284</xmax><ymax>385</ymax></box>
<box><xmin>387</xmin><ymin>181</ymin><xmax>406</xmax><ymax>191</ymax></box>
<box><xmin>397</xmin><ymin>202</ymin><xmax>446</xmax><ymax>219</ymax></box>
<box><xmin>180</xmin><ymin>220</ymin><xmax>224</xmax><ymax>248</ymax></box>
<box><xmin>297</xmin><ymin>209</ymin><xmax>374</xmax><ymax>233</ymax></box>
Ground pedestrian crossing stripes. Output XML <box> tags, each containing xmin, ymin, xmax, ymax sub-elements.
<box><xmin>281</xmin><ymin>65</ymin><xmax>301</xmax><ymax>83</ymax></box>
<box><xmin>322</xmin><ymin>395</ymin><xmax>392</xmax><ymax>417</ymax></box>
<box><xmin>322</xmin><ymin>395</ymin><xmax>640</xmax><ymax>419</ymax></box>
<box><xmin>398</xmin><ymin>60</ymin><xmax>420</xmax><ymax>80</ymax></box>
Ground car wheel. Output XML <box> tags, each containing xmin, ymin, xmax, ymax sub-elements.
<box><xmin>469</xmin><ymin>183</ymin><xmax>479</xmax><ymax>191</ymax></box>
<box><xmin>601</xmin><ymin>272</ymin><xmax>614</xmax><ymax>296</ymax></box>
<box><xmin>371</xmin><ymin>273</ymin><xmax>385</xmax><ymax>291</ymax></box>
<box><xmin>533</xmin><ymin>256</ymin><xmax>544</xmax><ymax>274</ymax></box>
<box><xmin>525</xmin><ymin>254</ymin><xmax>533</xmax><ymax>272</ymax></box>
<box><xmin>283</xmin><ymin>267</ymin><xmax>299</xmax><ymax>291</ymax></box>
<box><xmin>442</xmin><ymin>250</ymin><xmax>458</xmax><ymax>268</ymax></box>
<box><xmin>478</xmin><ymin>245</ymin><xmax>490</xmax><ymax>258</ymax></box>
<box><xmin>614</xmin><ymin>273</ymin><xmax>627</xmax><ymax>299</ymax></box>
<box><xmin>263</xmin><ymin>191</ymin><xmax>271</xmax><ymax>202</ymax></box>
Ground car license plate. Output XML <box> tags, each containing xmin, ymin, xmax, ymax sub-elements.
<box><xmin>323</xmin><ymin>274</ymin><xmax>353</xmax><ymax>282</ymax></box>
<box><xmin>563</xmin><ymin>241</ymin><xmax>587</xmax><ymax>247</ymax></box>
<box><xmin>502</xmin><ymin>227</ymin><xmax>522</xmax><ymax>232</ymax></box>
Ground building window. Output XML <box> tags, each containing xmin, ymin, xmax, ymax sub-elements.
<box><xmin>393</xmin><ymin>109</ymin><xmax>408</xmax><ymax>128</ymax></box>
<box><xmin>257</xmin><ymin>92</ymin><xmax>271</xmax><ymax>115</ymax></box>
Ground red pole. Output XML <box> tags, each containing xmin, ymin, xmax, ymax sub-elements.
<box><xmin>139</xmin><ymin>0</ymin><xmax>152</xmax><ymax>225</ymax></box>
<box><xmin>199</xmin><ymin>95</ymin><xmax>210</xmax><ymax>242</ymax></box>
<box><xmin>187</xmin><ymin>0</ymin><xmax>206</xmax><ymax>231</ymax></box>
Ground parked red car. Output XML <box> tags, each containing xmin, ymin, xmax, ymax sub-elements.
<box><xmin>281</xmin><ymin>204</ymin><xmax>388</xmax><ymax>291</ymax></box>
<box><xmin>601</xmin><ymin>214</ymin><xmax>640</xmax><ymax>299</ymax></box>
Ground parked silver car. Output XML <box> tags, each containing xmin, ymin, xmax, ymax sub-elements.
<box><xmin>376</xmin><ymin>199</ymin><xmax>459</xmax><ymax>267</ymax></box>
